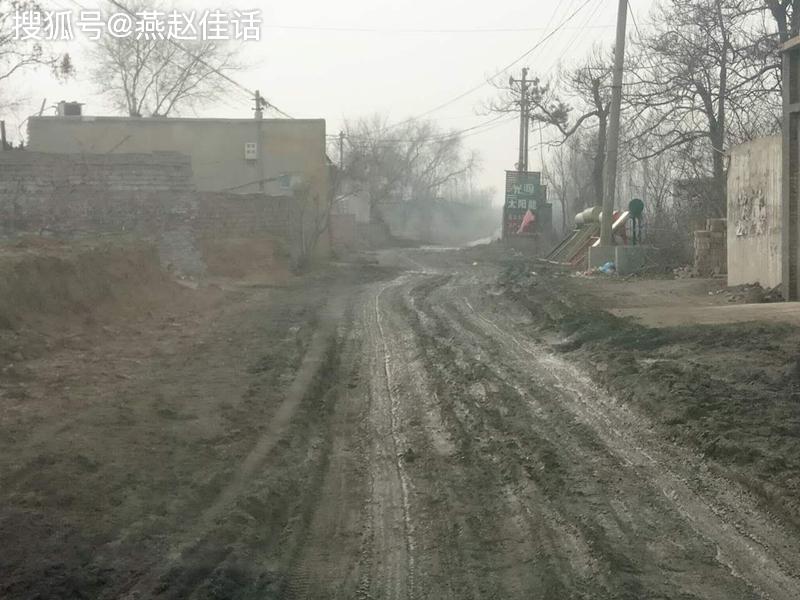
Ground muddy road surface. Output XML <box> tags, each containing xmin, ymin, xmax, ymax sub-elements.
<box><xmin>2</xmin><ymin>247</ymin><xmax>800</xmax><ymax>599</ymax></box>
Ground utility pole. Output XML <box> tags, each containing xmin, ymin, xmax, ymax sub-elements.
<box><xmin>253</xmin><ymin>90</ymin><xmax>265</xmax><ymax>191</ymax></box>
<box><xmin>254</xmin><ymin>89</ymin><xmax>263</xmax><ymax>120</ymax></box>
<box><xmin>599</xmin><ymin>0</ymin><xmax>628</xmax><ymax>246</ymax></box>
<box><xmin>338</xmin><ymin>131</ymin><xmax>345</xmax><ymax>171</ymax></box>
<box><xmin>510</xmin><ymin>68</ymin><xmax>529</xmax><ymax>172</ymax></box>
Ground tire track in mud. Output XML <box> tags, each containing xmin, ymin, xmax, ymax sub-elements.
<box><xmin>375</xmin><ymin>284</ymin><xmax>415</xmax><ymax>576</ymax></box>
<box><xmin>398</xmin><ymin>273</ymin><xmax>598</xmax><ymax>598</ymax></box>
<box><xmin>375</xmin><ymin>276</ymin><xmax>499</xmax><ymax>599</ymax></box>
<box><xmin>354</xmin><ymin>277</ymin><xmax>418</xmax><ymax>600</ymax></box>
<box><xmin>374</xmin><ymin>282</ymin><xmax>417</xmax><ymax>593</ymax></box>
<box><xmin>401</xmin><ymin>272</ymin><xmax>770</xmax><ymax>599</ymax></box>
<box><xmin>120</xmin><ymin>295</ymin><xmax>349</xmax><ymax>600</ymax></box>
<box><xmin>445</xmin><ymin>279</ymin><xmax>800</xmax><ymax>600</ymax></box>
<box><xmin>277</xmin><ymin>312</ymin><xmax>369</xmax><ymax>600</ymax></box>
<box><xmin>404</xmin><ymin>275</ymin><xmax>621</xmax><ymax>598</ymax></box>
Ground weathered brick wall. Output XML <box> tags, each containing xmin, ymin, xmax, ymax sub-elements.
<box><xmin>0</xmin><ymin>151</ymin><xmax>194</xmax><ymax>191</ymax></box>
<box><xmin>0</xmin><ymin>151</ymin><xmax>321</xmax><ymax>274</ymax></box>
<box><xmin>195</xmin><ymin>192</ymin><xmax>294</xmax><ymax>238</ymax></box>
<box><xmin>0</xmin><ymin>154</ymin><xmax>302</xmax><ymax>237</ymax></box>
<box><xmin>0</xmin><ymin>151</ymin><xmax>195</xmax><ymax>235</ymax></box>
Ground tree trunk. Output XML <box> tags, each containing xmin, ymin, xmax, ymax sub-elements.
<box><xmin>711</xmin><ymin>129</ymin><xmax>726</xmax><ymax>218</ymax></box>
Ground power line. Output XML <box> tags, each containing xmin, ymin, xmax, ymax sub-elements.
<box><xmin>263</xmin><ymin>23</ymin><xmax>615</xmax><ymax>34</ymax></box>
<box><xmin>382</xmin><ymin>0</ymin><xmax>598</xmax><ymax>132</ymax></box>
<box><xmin>556</xmin><ymin>0</ymin><xmax>607</xmax><ymax>60</ymax></box>
<box><xmin>627</xmin><ymin>0</ymin><xmax>644</xmax><ymax>39</ymax></box>
<box><xmin>337</xmin><ymin>113</ymin><xmax>516</xmax><ymax>145</ymax></box>
<box><xmin>528</xmin><ymin>0</ymin><xmax>629</xmax><ymax>174</ymax></box>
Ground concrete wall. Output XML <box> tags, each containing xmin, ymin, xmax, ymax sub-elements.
<box><xmin>27</xmin><ymin>116</ymin><xmax>329</xmax><ymax>202</ymax></box>
<box><xmin>727</xmin><ymin>136</ymin><xmax>782</xmax><ymax>288</ymax></box>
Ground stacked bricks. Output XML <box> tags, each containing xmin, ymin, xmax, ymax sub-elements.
<box><xmin>0</xmin><ymin>151</ymin><xmax>195</xmax><ymax>235</ymax></box>
<box><xmin>0</xmin><ymin>152</ymin><xmax>296</xmax><ymax>242</ymax></box>
<box><xmin>194</xmin><ymin>192</ymin><xmax>293</xmax><ymax>239</ymax></box>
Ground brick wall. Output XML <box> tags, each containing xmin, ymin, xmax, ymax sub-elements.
<box><xmin>0</xmin><ymin>151</ymin><xmax>195</xmax><ymax>235</ymax></box>
<box><xmin>0</xmin><ymin>151</ymin><xmax>310</xmax><ymax>275</ymax></box>
<box><xmin>195</xmin><ymin>192</ymin><xmax>294</xmax><ymax>238</ymax></box>
<box><xmin>0</xmin><ymin>152</ymin><xmax>298</xmax><ymax>239</ymax></box>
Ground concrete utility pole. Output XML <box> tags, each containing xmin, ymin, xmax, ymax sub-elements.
<box><xmin>510</xmin><ymin>68</ymin><xmax>530</xmax><ymax>172</ymax></box>
<box><xmin>338</xmin><ymin>131</ymin><xmax>345</xmax><ymax>171</ymax></box>
<box><xmin>253</xmin><ymin>89</ymin><xmax>265</xmax><ymax>191</ymax></box>
<box><xmin>254</xmin><ymin>89</ymin><xmax>264</xmax><ymax>120</ymax></box>
<box><xmin>599</xmin><ymin>0</ymin><xmax>628</xmax><ymax>246</ymax></box>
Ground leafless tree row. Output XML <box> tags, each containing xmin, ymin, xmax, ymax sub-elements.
<box><xmin>338</xmin><ymin>115</ymin><xmax>486</xmax><ymax>220</ymax></box>
<box><xmin>1</xmin><ymin>0</ymin><xmax>241</xmax><ymax>118</ymax></box>
<box><xmin>0</xmin><ymin>0</ymin><xmax>72</xmax><ymax>112</ymax></box>
<box><xmin>492</xmin><ymin>0</ymin><xmax>792</xmax><ymax>249</ymax></box>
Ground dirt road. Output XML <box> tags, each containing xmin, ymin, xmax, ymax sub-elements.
<box><xmin>2</xmin><ymin>247</ymin><xmax>800</xmax><ymax>599</ymax></box>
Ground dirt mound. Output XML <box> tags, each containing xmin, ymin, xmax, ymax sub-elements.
<box><xmin>499</xmin><ymin>263</ymin><xmax>800</xmax><ymax>534</ymax></box>
<box><xmin>0</xmin><ymin>237</ymin><xmax>186</xmax><ymax>333</ymax></box>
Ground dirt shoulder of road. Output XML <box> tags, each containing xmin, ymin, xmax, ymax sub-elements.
<box><xmin>0</xmin><ymin>237</ymin><xmax>400</xmax><ymax>599</ymax></box>
<box><xmin>494</xmin><ymin>259</ymin><xmax>800</xmax><ymax>535</ymax></box>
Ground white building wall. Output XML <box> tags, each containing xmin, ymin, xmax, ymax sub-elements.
<box><xmin>27</xmin><ymin>116</ymin><xmax>328</xmax><ymax>199</ymax></box>
<box><xmin>727</xmin><ymin>135</ymin><xmax>782</xmax><ymax>288</ymax></box>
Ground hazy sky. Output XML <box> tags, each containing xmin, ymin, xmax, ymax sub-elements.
<box><xmin>8</xmin><ymin>0</ymin><xmax>656</xmax><ymax>202</ymax></box>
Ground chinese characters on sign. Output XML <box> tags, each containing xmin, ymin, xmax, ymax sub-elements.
<box><xmin>11</xmin><ymin>9</ymin><xmax>263</xmax><ymax>41</ymax></box>
<box><xmin>503</xmin><ymin>171</ymin><xmax>547</xmax><ymax>237</ymax></box>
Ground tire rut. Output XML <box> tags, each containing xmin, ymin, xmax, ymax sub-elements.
<box><xmin>404</xmin><ymin>271</ymin><xmax>768</xmax><ymax>599</ymax></box>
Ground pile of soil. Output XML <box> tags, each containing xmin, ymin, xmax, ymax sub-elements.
<box><xmin>0</xmin><ymin>236</ymin><xmax>193</xmax><ymax>362</ymax></box>
<box><xmin>499</xmin><ymin>262</ymin><xmax>800</xmax><ymax>533</ymax></box>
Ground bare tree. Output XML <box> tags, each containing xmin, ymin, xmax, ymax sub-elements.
<box><xmin>291</xmin><ymin>168</ymin><xmax>336</xmax><ymax>271</ymax></box>
<box><xmin>1</xmin><ymin>0</ymin><xmax>72</xmax><ymax>109</ymax></box>
<box><xmin>342</xmin><ymin>115</ymin><xmax>478</xmax><ymax>221</ymax></box>
<box><xmin>544</xmin><ymin>143</ymin><xmax>570</xmax><ymax>234</ymax></box>
<box><xmin>626</xmin><ymin>0</ymin><xmax>780</xmax><ymax>217</ymax></box>
<box><xmin>765</xmin><ymin>0</ymin><xmax>800</xmax><ymax>41</ymax></box>
<box><xmin>90</xmin><ymin>1</ymin><xmax>241</xmax><ymax>117</ymax></box>
<box><xmin>488</xmin><ymin>47</ymin><xmax>614</xmax><ymax>205</ymax></box>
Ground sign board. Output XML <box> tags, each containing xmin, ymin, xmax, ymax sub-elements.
<box><xmin>503</xmin><ymin>170</ymin><xmax>548</xmax><ymax>236</ymax></box>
